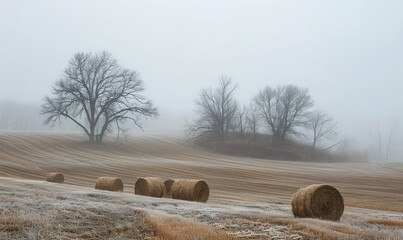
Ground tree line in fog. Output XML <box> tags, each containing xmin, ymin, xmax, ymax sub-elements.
<box><xmin>1</xmin><ymin>51</ymin><xmax>399</xmax><ymax>163</ymax></box>
<box><xmin>188</xmin><ymin>76</ymin><xmax>338</xmax><ymax>151</ymax></box>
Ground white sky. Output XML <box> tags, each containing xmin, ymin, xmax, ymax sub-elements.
<box><xmin>1</xmin><ymin>0</ymin><xmax>402</xmax><ymax>155</ymax></box>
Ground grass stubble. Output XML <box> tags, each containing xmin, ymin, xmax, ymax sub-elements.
<box><xmin>0</xmin><ymin>134</ymin><xmax>402</xmax><ymax>239</ymax></box>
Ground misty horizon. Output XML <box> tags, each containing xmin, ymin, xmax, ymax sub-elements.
<box><xmin>1</xmin><ymin>1</ymin><xmax>402</xmax><ymax>162</ymax></box>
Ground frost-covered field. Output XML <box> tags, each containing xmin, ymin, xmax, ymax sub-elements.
<box><xmin>0</xmin><ymin>178</ymin><xmax>401</xmax><ymax>239</ymax></box>
<box><xmin>0</xmin><ymin>133</ymin><xmax>402</xmax><ymax>239</ymax></box>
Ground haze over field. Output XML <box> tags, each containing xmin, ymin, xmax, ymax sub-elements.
<box><xmin>1</xmin><ymin>3</ymin><xmax>403</xmax><ymax>238</ymax></box>
<box><xmin>1</xmin><ymin>1</ymin><xmax>402</xmax><ymax>161</ymax></box>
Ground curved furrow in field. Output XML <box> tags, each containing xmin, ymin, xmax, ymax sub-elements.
<box><xmin>0</xmin><ymin>133</ymin><xmax>402</xmax><ymax>212</ymax></box>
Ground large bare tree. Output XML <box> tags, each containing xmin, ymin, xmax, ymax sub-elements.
<box><xmin>188</xmin><ymin>76</ymin><xmax>237</xmax><ymax>141</ymax></box>
<box><xmin>308</xmin><ymin>110</ymin><xmax>338</xmax><ymax>150</ymax></box>
<box><xmin>254</xmin><ymin>85</ymin><xmax>313</xmax><ymax>146</ymax></box>
<box><xmin>41</xmin><ymin>51</ymin><xmax>157</xmax><ymax>143</ymax></box>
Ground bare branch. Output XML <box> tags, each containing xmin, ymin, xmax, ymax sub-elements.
<box><xmin>41</xmin><ymin>51</ymin><xmax>158</xmax><ymax>143</ymax></box>
<box><xmin>308</xmin><ymin>110</ymin><xmax>338</xmax><ymax>150</ymax></box>
<box><xmin>188</xmin><ymin>76</ymin><xmax>237</xmax><ymax>141</ymax></box>
<box><xmin>254</xmin><ymin>85</ymin><xmax>313</xmax><ymax>146</ymax></box>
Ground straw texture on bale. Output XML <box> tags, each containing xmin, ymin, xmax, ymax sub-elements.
<box><xmin>164</xmin><ymin>179</ymin><xmax>209</xmax><ymax>203</ymax></box>
<box><xmin>291</xmin><ymin>184</ymin><xmax>344</xmax><ymax>221</ymax></box>
<box><xmin>95</xmin><ymin>177</ymin><xmax>124</xmax><ymax>192</ymax></box>
<box><xmin>135</xmin><ymin>177</ymin><xmax>165</xmax><ymax>197</ymax></box>
<box><xmin>46</xmin><ymin>172</ymin><xmax>64</xmax><ymax>183</ymax></box>
<box><xmin>163</xmin><ymin>179</ymin><xmax>175</xmax><ymax>198</ymax></box>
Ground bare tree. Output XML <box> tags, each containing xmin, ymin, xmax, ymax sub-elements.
<box><xmin>308</xmin><ymin>110</ymin><xmax>338</xmax><ymax>150</ymax></box>
<box><xmin>41</xmin><ymin>51</ymin><xmax>158</xmax><ymax>143</ymax></box>
<box><xmin>254</xmin><ymin>85</ymin><xmax>313</xmax><ymax>146</ymax></box>
<box><xmin>235</xmin><ymin>105</ymin><xmax>247</xmax><ymax>142</ymax></box>
<box><xmin>385</xmin><ymin>123</ymin><xmax>396</xmax><ymax>163</ymax></box>
<box><xmin>246</xmin><ymin>103</ymin><xmax>260</xmax><ymax>142</ymax></box>
<box><xmin>188</xmin><ymin>76</ymin><xmax>237</xmax><ymax>141</ymax></box>
<box><xmin>372</xmin><ymin>122</ymin><xmax>397</xmax><ymax>163</ymax></box>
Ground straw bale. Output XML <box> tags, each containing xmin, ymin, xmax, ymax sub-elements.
<box><xmin>46</xmin><ymin>172</ymin><xmax>64</xmax><ymax>183</ymax></box>
<box><xmin>163</xmin><ymin>179</ymin><xmax>175</xmax><ymax>198</ymax></box>
<box><xmin>164</xmin><ymin>179</ymin><xmax>209</xmax><ymax>203</ymax></box>
<box><xmin>95</xmin><ymin>177</ymin><xmax>124</xmax><ymax>192</ymax></box>
<box><xmin>135</xmin><ymin>177</ymin><xmax>165</xmax><ymax>198</ymax></box>
<box><xmin>291</xmin><ymin>184</ymin><xmax>344</xmax><ymax>221</ymax></box>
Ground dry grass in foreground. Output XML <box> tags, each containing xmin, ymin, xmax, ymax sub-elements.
<box><xmin>366</xmin><ymin>218</ymin><xmax>403</xmax><ymax>227</ymax></box>
<box><xmin>243</xmin><ymin>215</ymin><xmax>403</xmax><ymax>240</ymax></box>
<box><xmin>147</xmin><ymin>214</ymin><xmax>237</xmax><ymax>240</ymax></box>
<box><xmin>0</xmin><ymin>178</ymin><xmax>402</xmax><ymax>239</ymax></box>
<box><xmin>0</xmin><ymin>198</ymin><xmax>153</xmax><ymax>239</ymax></box>
<box><xmin>0</xmin><ymin>178</ymin><xmax>245</xmax><ymax>240</ymax></box>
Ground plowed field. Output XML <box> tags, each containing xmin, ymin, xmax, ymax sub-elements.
<box><xmin>0</xmin><ymin>133</ymin><xmax>402</xmax><ymax>239</ymax></box>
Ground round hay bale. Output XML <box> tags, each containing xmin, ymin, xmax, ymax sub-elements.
<box><xmin>135</xmin><ymin>177</ymin><xmax>165</xmax><ymax>198</ymax></box>
<box><xmin>291</xmin><ymin>184</ymin><xmax>344</xmax><ymax>221</ymax></box>
<box><xmin>165</xmin><ymin>179</ymin><xmax>209</xmax><ymax>203</ymax></box>
<box><xmin>95</xmin><ymin>177</ymin><xmax>124</xmax><ymax>192</ymax></box>
<box><xmin>46</xmin><ymin>172</ymin><xmax>64</xmax><ymax>183</ymax></box>
<box><xmin>163</xmin><ymin>179</ymin><xmax>175</xmax><ymax>198</ymax></box>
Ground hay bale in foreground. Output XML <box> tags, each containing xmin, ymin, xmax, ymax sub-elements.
<box><xmin>46</xmin><ymin>172</ymin><xmax>64</xmax><ymax>183</ymax></box>
<box><xmin>135</xmin><ymin>177</ymin><xmax>165</xmax><ymax>198</ymax></box>
<box><xmin>95</xmin><ymin>177</ymin><xmax>124</xmax><ymax>192</ymax></box>
<box><xmin>291</xmin><ymin>184</ymin><xmax>344</xmax><ymax>221</ymax></box>
<box><xmin>164</xmin><ymin>179</ymin><xmax>209</xmax><ymax>203</ymax></box>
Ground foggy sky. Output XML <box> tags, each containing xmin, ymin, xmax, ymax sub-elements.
<box><xmin>1</xmin><ymin>1</ymin><xmax>402</xmax><ymax>159</ymax></box>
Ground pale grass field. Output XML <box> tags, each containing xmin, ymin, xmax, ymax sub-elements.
<box><xmin>0</xmin><ymin>133</ymin><xmax>402</xmax><ymax>239</ymax></box>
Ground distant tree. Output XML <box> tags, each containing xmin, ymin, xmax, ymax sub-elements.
<box><xmin>246</xmin><ymin>103</ymin><xmax>260</xmax><ymax>142</ymax></box>
<box><xmin>41</xmin><ymin>51</ymin><xmax>157</xmax><ymax>143</ymax></box>
<box><xmin>371</xmin><ymin>122</ymin><xmax>397</xmax><ymax>163</ymax></box>
<box><xmin>0</xmin><ymin>101</ymin><xmax>43</xmax><ymax>130</ymax></box>
<box><xmin>334</xmin><ymin>137</ymin><xmax>368</xmax><ymax>162</ymax></box>
<box><xmin>188</xmin><ymin>76</ymin><xmax>237</xmax><ymax>141</ymax></box>
<box><xmin>235</xmin><ymin>105</ymin><xmax>247</xmax><ymax>142</ymax></box>
<box><xmin>308</xmin><ymin>110</ymin><xmax>338</xmax><ymax>150</ymax></box>
<box><xmin>335</xmin><ymin>137</ymin><xmax>356</xmax><ymax>161</ymax></box>
<box><xmin>254</xmin><ymin>85</ymin><xmax>313</xmax><ymax>146</ymax></box>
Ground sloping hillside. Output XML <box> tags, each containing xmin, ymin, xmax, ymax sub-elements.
<box><xmin>0</xmin><ymin>133</ymin><xmax>402</xmax><ymax>211</ymax></box>
<box><xmin>0</xmin><ymin>133</ymin><xmax>402</xmax><ymax>239</ymax></box>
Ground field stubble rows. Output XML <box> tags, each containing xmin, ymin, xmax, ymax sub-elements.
<box><xmin>0</xmin><ymin>133</ymin><xmax>402</xmax><ymax>239</ymax></box>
